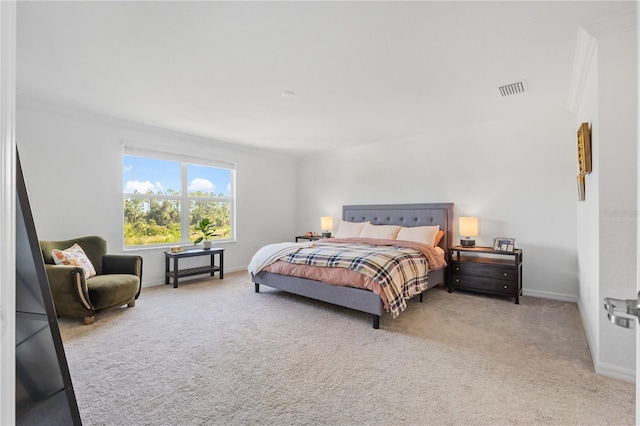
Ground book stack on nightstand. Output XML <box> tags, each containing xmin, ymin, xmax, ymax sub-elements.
<box><xmin>448</xmin><ymin>246</ymin><xmax>523</xmax><ymax>304</ymax></box>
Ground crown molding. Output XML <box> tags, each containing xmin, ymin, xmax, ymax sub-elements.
<box><xmin>567</xmin><ymin>10</ymin><xmax>637</xmax><ymax>113</ymax></box>
<box><xmin>566</xmin><ymin>27</ymin><xmax>597</xmax><ymax>113</ymax></box>
<box><xmin>16</xmin><ymin>96</ymin><xmax>294</xmax><ymax>159</ymax></box>
<box><xmin>583</xmin><ymin>9</ymin><xmax>636</xmax><ymax>39</ymax></box>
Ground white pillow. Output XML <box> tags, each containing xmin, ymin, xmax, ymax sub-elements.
<box><xmin>359</xmin><ymin>223</ymin><xmax>401</xmax><ymax>240</ymax></box>
<box><xmin>51</xmin><ymin>243</ymin><xmax>97</xmax><ymax>278</ymax></box>
<box><xmin>334</xmin><ymin>220</ymin><xmax>369</xmax><ymax>238</ymax></box>
<box><xmin>396</xmin><ymin>225</ymin><xmax>440</xmax><ymax>246</ymax></box>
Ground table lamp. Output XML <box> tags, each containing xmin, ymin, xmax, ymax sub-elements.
<box><xmin>459</xmin><ymin>216</ymin><xmax>478</xmax><ymax>247</ymax></box>
<box><xmin>321</xmin><ymin>216</ymin><xmax>334</xmax><ymax>238</ymax></box>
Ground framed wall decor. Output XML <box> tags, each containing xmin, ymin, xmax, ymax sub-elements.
<box><xmin>577</xmin><ymin>174</ymin><xmax>585</xmax><ymax>201</ymax></box>
<box><xmin>493</xmin><ymin>237</ymin><xmax>515</xmax><ymax>252</ymax></box>
<box><xmin>577</xmin><ymin>122</ymin><xmax>592</xmax><ymax>175</ymax></box>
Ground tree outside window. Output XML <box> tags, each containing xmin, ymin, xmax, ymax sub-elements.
<box><xmin>123</xmin><ymin>154</ymin><xmax>234</xmax><ymax>248</ymax></box>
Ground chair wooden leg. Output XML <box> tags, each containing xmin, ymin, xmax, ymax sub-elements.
<box><xmin>128</xmin><ymin>300</ymin><xmax>136</xmax><ymax>307</ymax></box>
<box><xmin>84</xmin><ymin>316</ymin><xmax>95</xmax><ymax>325</ymax></box>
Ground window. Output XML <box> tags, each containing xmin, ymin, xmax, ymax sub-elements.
<box><xmin>123</xmin><ymin>147</ymin><xmax>235</xmax><ymax>248</ymax></box>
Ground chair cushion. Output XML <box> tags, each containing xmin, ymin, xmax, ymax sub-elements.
<box><xmin>86</xmin><ymin>274</ymin><xmax>140</xmax><ymax>310</ymax></box>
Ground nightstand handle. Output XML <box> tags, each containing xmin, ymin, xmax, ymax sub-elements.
<box><xmin>455</xmin><ymin>278</ymin><xmax>460</xmax><ymax>283</ymax></box>
<box><xmin>455</xmin><ymin>267</ymin><xmax>460</xmax><ymax>271</ymax></box>
<box><xmin>503</xmin><ymin>285</ymin><xmax>508</xmax><ymax>289</ymax></box>
<box><xmin>503</xmin><ymin>272</ymin><xmax>508</xmax><ymax>277</ymax></box>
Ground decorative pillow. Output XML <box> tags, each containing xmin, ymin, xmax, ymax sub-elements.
<box><xmin>51</xmin><ymin>243</ymin><xmax>97</xmax><ymax>278</ymax></box>
<box><xmin>396</xmin><ymin>225</ymin><xmax>440</xmax><ymax>246</ymax></box>
<box><xmin>359</xmin><ymin>223</ymin><xmax>402</xmax><ymax>240</ymax></box>
<box><xmin>334</xmin><ymin>220</ymin><xmax>369</xmax><ymax>238</ymax></box>
<box><xmin>434</xmin><ymin>230</ymin><xmax>445</xmax><ymax>246</ymax></box>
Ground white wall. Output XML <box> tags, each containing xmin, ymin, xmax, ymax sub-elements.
<box><xmin>597</xmin><ymin>28</ymin><xmax>638</xmax><ymax>376</ymax></box>
<box><xmin>576</xmin><ymin>43</ymin><xmax>600</xmax><ymax>370</ymax></box>
<box><xmin>16</xmin><ymin>102</ymin><xmax>297</xmax><ymax>286</ymax></box>
<box><xmin>576</xmin><ymin>25</ymin><xmax>637</xmax><ymax>382</ymax></box>
<box><xmin>296</xmin><ymin>110</ymin><xmax>579</xmax><ymax>301</ymax></box>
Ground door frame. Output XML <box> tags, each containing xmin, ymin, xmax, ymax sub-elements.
<box><xmin>0</xmin><ymin>1</ymin><xmax>16</xmax><ymax>424</ymax></box>
<box><xmin>636</xmin><ymin>4</ymin><xmax>640</xmax><ymax>422</ymax></box>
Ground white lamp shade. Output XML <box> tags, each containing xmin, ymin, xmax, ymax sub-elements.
<box><xmin>320</xmin><ymin>216</ymin><xmax>334</xmax><ymax>231</ymax></box>
<box><xmin>459</xmin><ymin>216</ymin><xmax>478</xmax><ymax>237</ymax></box>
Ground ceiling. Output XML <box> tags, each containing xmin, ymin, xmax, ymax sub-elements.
<box><xmin>16</xmin><ymin>1</ymin><xmax>635</xmax><ymax>157</ymax></box>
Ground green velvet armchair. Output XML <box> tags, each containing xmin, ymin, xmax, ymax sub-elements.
<box><xmin>40</xmin><ymin>236</ymin><xmax>143</xmax><ymax>325</ymax></box>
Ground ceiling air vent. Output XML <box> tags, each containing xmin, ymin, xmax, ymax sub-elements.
<box><xmin>499</xmin><ymin>80</ymin><xmax>527</xmax><ymax>97</ymax></box>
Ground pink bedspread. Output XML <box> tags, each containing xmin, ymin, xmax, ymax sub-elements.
<box><xmin>262</xmin><ymin>238</ymin><xmax>446</xmax><ymax>311</ymax></box>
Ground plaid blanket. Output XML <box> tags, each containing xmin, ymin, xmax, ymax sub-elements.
<box><xmin>282</xmin><ymin>242</ymin><xmax>429</xmax><ymax>318</ymax></box>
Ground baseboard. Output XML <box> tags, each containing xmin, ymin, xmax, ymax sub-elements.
<box><xmin>577</xmin><ymin>299</ymin><xmax>599</xmax><ymax>372</ymax></box>
<box><xmin>577</xmin><ymin>299</ymin><xmax>636</xmax><ymax>383</ymax></box>
<box><xmin>595</xmin><ymin>361</ymin><xmax>636</xmax><ymax>383</ymax></box>
<box><xmin>142</xmin><ymin>265</ymin><xmax>248</xmax><ymax>288</ymax></box>
<box><xmin>539</xmin><ymin>291</ymin><xmax>636</xmax><ymax>383</ymax></box>
<box><xmin>537</xmin><ymin>292</ymin><xmax>625</xmax><ymax>382</ymax></box>
<box><xmin>522</xmin><ymin>288</ymin><xmax>578</xmax><ymax>303</ymax></box>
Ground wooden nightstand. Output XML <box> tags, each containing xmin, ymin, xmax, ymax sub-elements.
<box><xmin>295</xmin><ymin>235</ymin><xmax>323</xmax><ymax>242</ymax></box>
<box><xmin>448</xmin><ymin>246</ymin><xmax>523</xmax><ymax>304</ymax></box>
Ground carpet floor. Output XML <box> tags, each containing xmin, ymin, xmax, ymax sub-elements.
<box><xmin>58</xmin><ymin>271</ymin><xmax>635</xmax><ymax>425</ymax></box>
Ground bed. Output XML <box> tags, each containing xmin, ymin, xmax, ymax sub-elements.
<box><xmin>250</xmin><ymin>203</ymin><xmax>454</xmax><ymax>328</ymax></box>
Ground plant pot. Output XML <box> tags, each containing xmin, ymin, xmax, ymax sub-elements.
<box><xmin>203</xmin><ymin>240</ymin><xmax>212</xmax><ymax>250</ymax></box>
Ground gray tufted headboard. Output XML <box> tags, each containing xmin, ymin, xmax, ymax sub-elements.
<box><xmin>342</xmin><ymin>203</ymin><xmax>455</xmax><ymax>250</ymax></box>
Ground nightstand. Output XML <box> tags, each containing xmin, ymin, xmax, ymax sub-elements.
<box><xmin>448</xmin><ymin>246</ymin><xmax>523</xmax><ymax>304</ymax></box>
<box><xmin>295</xmin><ymin>235</ymin><xmax>323</xmax><ymax>242</ymax></box>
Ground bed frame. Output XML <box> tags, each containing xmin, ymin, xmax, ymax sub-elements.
<box><xmin>252</xmin><ymin>203</ymin><xmax>455</xmax><ymax>329</ymax></box>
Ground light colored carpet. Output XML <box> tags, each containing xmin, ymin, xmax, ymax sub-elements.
<box><xmin>58</xmin><ymin>271</ymin><xmax>635</xmax><ymax>425</ymax></box>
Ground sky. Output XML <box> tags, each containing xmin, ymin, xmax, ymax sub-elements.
<box><xmin>123</xmin><ymin>155</ymin><xmax>232</xmax><ymax>197</ymax></box>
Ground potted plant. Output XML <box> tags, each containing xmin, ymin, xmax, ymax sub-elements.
<box><xmin>191</xmin><ymin>218</ymin><xmax>219</xmax><ymax>250</ymax></box>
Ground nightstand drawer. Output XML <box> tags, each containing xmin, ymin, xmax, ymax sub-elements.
<box><xmin>448</xmin><ymin>246</ymin><xmax>522</xmax><ymax>304</ymax></box>
<box><xmin>450</xmin><ymin>274</ymin><xmax>514</xmax><ymax>295</ymax></box>
<box><xmin>450</xmin><ymin>262</ymin><xmax>515</xmax><ymax>281</ymax></box>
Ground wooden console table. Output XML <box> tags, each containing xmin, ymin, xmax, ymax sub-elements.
<box><xmin>165</xmin><ymin>248</ymin><xmax>224</xmax><ymax>288</ymax></box>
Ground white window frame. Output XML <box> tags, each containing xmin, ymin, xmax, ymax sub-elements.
<box><xmin>123</xmin><ymin>146</ymin><xmax>236</xmax><ymax>249</ymax></box>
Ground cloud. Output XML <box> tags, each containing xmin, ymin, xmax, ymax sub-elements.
<box><xmin>188</xmin><ymin>178</ymin><xmax>216</xmax><ymax>192</ymax></box>
<box><xmin>124</xmin><ymin>180</ymin><xmax>164</xmax><ymax>193</ymax></box>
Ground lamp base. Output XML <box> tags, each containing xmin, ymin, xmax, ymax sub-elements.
<box><xmin>460</xmin><ymin>239</ymin><xmax>476</xmax><ymax>247</ymax></box>
<box><xmin>322</xmin><ymin>232</ymin><xmax>332</xmax><ymax>238</ymax></box>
